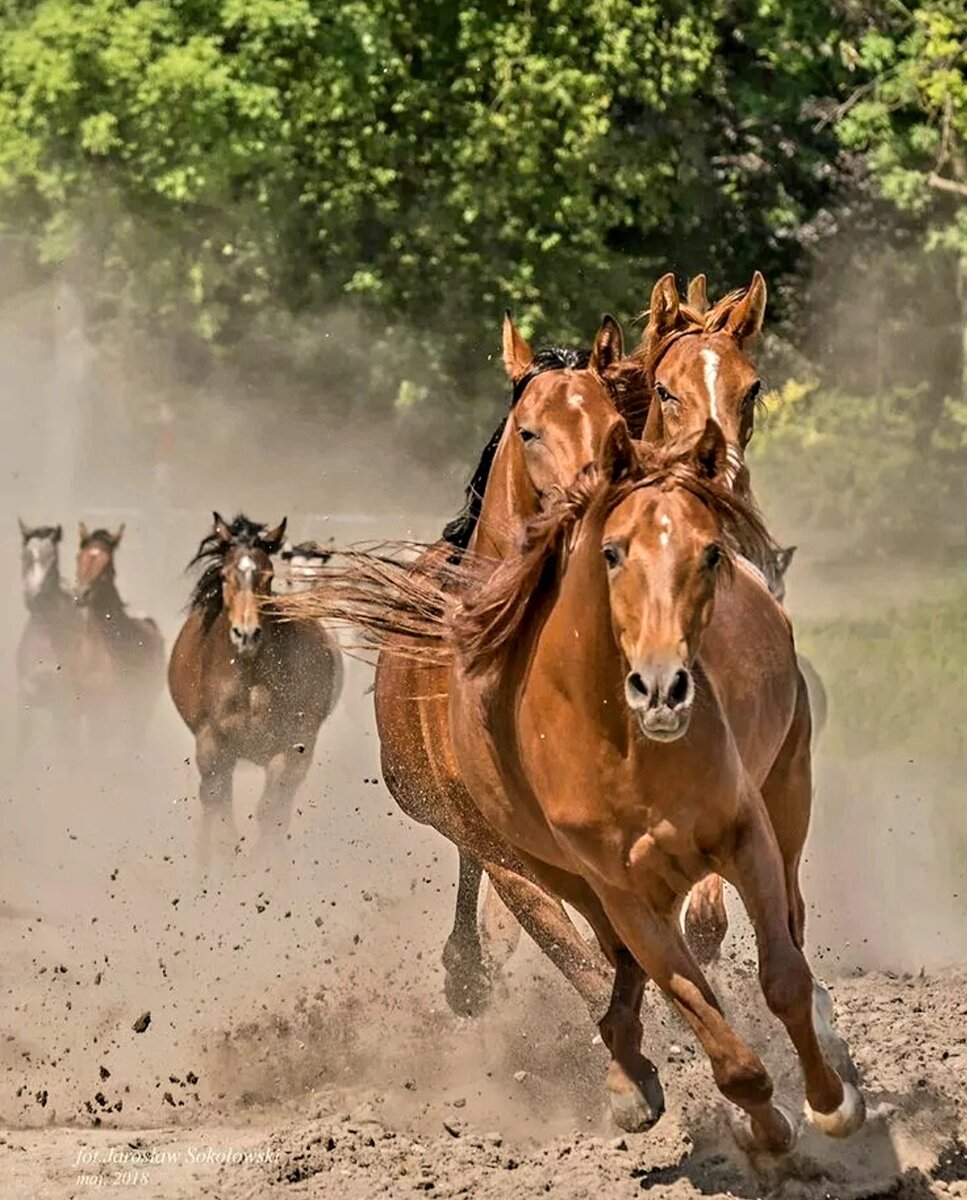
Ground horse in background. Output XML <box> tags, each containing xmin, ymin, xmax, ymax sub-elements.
<box><xmin>16</xmin><ymin>520</ymin><xmax>80</xmax><ymax>762</ymax></box>
<box><xmin>73</xmin><ymin>523</ymin><xmax>165</xmax><ymax>755</ymax></box>
<box><xmin>278</xmin><ymin>540</ymin><xmax>334</xmax><ymax>593</ymax></box>
<box><xmin>768</xmin><ymin>543</ymin><xmax>829</xmax><ymax>742</ymax></box>
<box><xmin>168</xmin><ymin>514</ymin><xmax>342</xmax><ymax>869</ymax></box>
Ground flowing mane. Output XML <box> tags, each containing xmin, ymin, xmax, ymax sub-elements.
<box><xmin>633</xmin><ymin>285</ymin><xmax>752</xmax><ymax>378</ymax></box>
<box><xmin>187</xmin><ymin>514</ymin><xmax>268</xmax><ymax>631</ymax></box>
<box><xmin>454</xmin><ymin>436</ymin><xmax>777</xmax><ymax>677</ymax></box>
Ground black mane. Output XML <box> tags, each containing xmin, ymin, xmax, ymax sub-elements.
<box><xmin>23</xmin><ymin>525</ymin><xmax>60</xmax><ymax>542</ymax></box>
<box><xmin>187</xmin><ymin>514</ymin><xmax>268</xmax><ymax>630</ymax></box>
<box><xmin>442</xmin><ymin>345</ymin><xmax>591</xmax><ymax>552</ymax></box>
<box><xmin>81</xmin><ymin>529</ymin><xmax>117</xmax><ymax>549</ymax></box>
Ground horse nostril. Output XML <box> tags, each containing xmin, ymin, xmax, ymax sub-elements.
<box><xmin>250</xmin><ymin>627</ymin><xmax>262</xmax><ymax>642</ymax></box>
<box><xmin>627</xmin><ymin>672</ymin><xmax>649</xmax><ymax>700</ymax></box>
<box><xmin>668</xmin><ymin>669</ymin><xmax>691</xmax><ymax>707</ymax></box>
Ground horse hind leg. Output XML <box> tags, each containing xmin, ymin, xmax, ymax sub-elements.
<box><xmin>684</xmin><ymin>874</ymin><xmax>729</xmax><ymax>965</ymax></box>
<box><xmin>441</xmin><ymin>854</ymin><xmax>492</xmax><ymax>1017</ymax></box>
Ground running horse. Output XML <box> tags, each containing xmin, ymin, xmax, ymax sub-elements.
<box><xmin>16</xmin><ymin>521</ymin><xmax>80</xmax><ymax>760</ymax></box>
<box><xmin>73</xmin><ymin>523</ymin><xmax>165</xmax><ymax>753</ymax></box>
<box><xmin>277</xmin><ymin>316</ymin><xmax>668</xmax><ymax>1132</ymax></box>
<box><xmin>168</xmin><ymin>514</ymin><xmax>342</xmax><ymax>867</ymax></box>
<box><xmin>436</xmin><ymin>422</ymin><xmax>864</xmax><ymax>1151</ymax></box>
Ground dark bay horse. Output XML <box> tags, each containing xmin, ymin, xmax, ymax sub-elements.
<box><xmin>73</xmin><ymin>523</ymin><xmax>165</xmax><ymax>752</ymax></box>
<box><xmin>16</xmin><ymin>521</ymin><xmax>80</xmax><ymax>760</ymax></box>
<box><xmin>278</xmin><ymin>317</ymin><xmax>669</xmax><ymax>1132</ymax></box>
<box><xmin>168</xmin><ymin>514</ymin><xmax>342</xmax><ymax>867</ymax></box>
<box><xmin>440</xmin><ymin>422</ymin><xmax>864</xmax><ymax>1152</ymax></box>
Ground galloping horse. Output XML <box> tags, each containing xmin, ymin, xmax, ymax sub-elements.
<box><xmin>278</xmin><ymin>316</ymin><xmax>669</xmax><ymax>1132</ymax></box>
<box><xmin>440</xmin><ymin>422</ymin><xmax>864</xmax><ymax>1152</ymax></box>
<box><xmin>16</xmin><ymin>521</ymin><xmax>80</xmax><ymax>760</ymax></box>
<box><xmin>73</xmin><ymin>524</ymin><xmax>165</xmax><ymax>752</ymax></box>
<box><xmin>168</xmin><ymin>514</ymin><xmax>342</xmax><ymax>867</ymax></box>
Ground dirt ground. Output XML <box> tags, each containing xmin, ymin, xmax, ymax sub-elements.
<box><xmin>2</xmin><ymin>632</ymin><xmax>966</xmax><ymax>1200</ymax></box>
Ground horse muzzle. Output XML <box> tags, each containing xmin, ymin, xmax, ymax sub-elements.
<box><xmin>230</xmin><ymin>624</ymin><xmax>262</xmax><ymax>657</ymax></box>
<box><xmin>625</xmin><ymin>663</ymin><xmax>694</xmax><ymax>743</ymax></box>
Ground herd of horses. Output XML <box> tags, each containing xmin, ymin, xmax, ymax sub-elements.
<box><xmin>16</xmin><ymin>271</ymin><xmax>856</xmax><ymax>1158</ymax></box>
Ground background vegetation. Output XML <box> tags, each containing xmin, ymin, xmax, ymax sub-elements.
<box><xmin>0</xmin><ymin>0</ymin><xmax>964</xmax><ymax>555</ymax></box>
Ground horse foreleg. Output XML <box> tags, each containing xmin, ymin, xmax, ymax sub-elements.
<box><xmin>196</xmin><ymin>728</ymin><xmax>236</xmax><ymax>872</ymax></box>
<box><xmin>255</xmin><ymin>746</ymin><xmax>312</xmax><ymax>856</ymax></box>
<box><xmin>441</xmin><ymin>854</ymin><xmax>491</xmax><ymax>1017</ymax></box>
<box><xmin>487</xmin><ymin>858</ymin><xmax>663</xmax><ymax>1133</ymax></box>
<box><xmin>598</xmin><ymin>883</ymin><xmax>797</xmax><ymax>1155</ymax></box>
<box><xmin>727</xmin><ymin>806</ymin><xmax>865</xmax><ymax>1141</ymax></box>
<box><xmin>479</xmin><ymin>875</ymin><xmax>522</xmax><ymax>974</ymax></box>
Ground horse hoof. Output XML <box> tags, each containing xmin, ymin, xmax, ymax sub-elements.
<box><xmin>443</xmin><ymin>963</ymin><xmax>492</xmax><ymax>1018</ymax></box>
<box><xmin>606</xmin><ymin>1063</ymin><xmax>665</xmax><ymax>1133</ymax></box>
<box><xmin>805</xmin><ymin>1082</ymin><xmax>866</xmax><ymax>1139</ymax></box>
<box><xmin>730</xmin><ymin>1104</ymin><xmax>797</xmax><ymax>1156</ymax></box>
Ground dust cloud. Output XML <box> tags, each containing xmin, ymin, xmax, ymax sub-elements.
<box><xmin>1</xmin><ymin>273</ymin><xmax>965</xmax><ymax>1200</ymax></box>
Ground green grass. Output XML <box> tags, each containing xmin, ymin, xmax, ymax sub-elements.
<box><xmin>797</xmin><ymin>574</ymin><xmax>967</xmax><ymax>762</ymax></box>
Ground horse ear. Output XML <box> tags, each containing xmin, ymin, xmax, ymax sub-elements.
<box><xmin>601</xmin><ymin>419</ymin><xmax>636</xmax><ymax>484</ymax></box>
<box><xmin>725</xmin><ymin>271</ymin><xmax>767</xmax><ymax>345</ymax></box>
<box><xmin>645</xmin><ymin>273</ymin><xmax>686</xmax><ymax>342</ymax></box>
<box><xmin>502</xmin><ymin>312</ymin><xmax>534</xmax><ymax>384</ymax></box>
<box><xmin>78</xmin><ymin>521</ymin><xmax>90</xmax><ymax>544</ymax></box>
<box><xmin>212</xmin><ymin>512</ymin><xmax>232</xmax><ymax>544</ymax></box>
<box><xmin>260</xmin><ymin>517</ymin><xmax>287</xmax><ymax>554</ymax></box>
<box><xmin>53</xmin><ymin>525</ymin><xmax>62</xmax><ymax>544</ymax></box>
<box><xmin>112</xmin><ymin>523</ymin><xmax>125</xmax><ymax>546</ymax></box>
<box><xmin>18</xmin><ymin>517</ymin><xmax>29</xmax><ymax>542</ymax></box>
<box><xmin>687</xmin><ymin>274</ymin><xmax>709</xmax><ymax>314</ymax></box>
<box><xmin>691</xmin><ymin>419</ymin><xmax>729</xmax><ymax>482</ymax></box>
<box><xmin>778</xmin><ymin>545</ymin><xmax>797</xmax><ymax>575</ymax></box>
<box><xmin>590</xmin><ymin>314</ymin><xmax>623</xmax><ymax>374</ymax></box>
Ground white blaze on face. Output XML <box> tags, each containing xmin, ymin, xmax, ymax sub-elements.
<box><xmin>567</xmin><ymin>393</ymin><xmax>584</xmax><ymax>408</ymax></box>
<box><xmin>659</xmin><ymin>513</ymin><xmax>672</xmax><ymax>548</ymax></box>
<box><xmin>700</xmin><ymin>348</ymin><xmax>720</xmax><ymax>422</ymax></box>
<box><xmin>237</xmin><ymin>553</ymin><xmax>257</xmax><ymax>586</ymax></box>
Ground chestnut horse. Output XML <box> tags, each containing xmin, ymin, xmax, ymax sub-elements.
<box><xmin>279</xmin><ymin>317</ymin><xmax>668</xmax><ymax>1132</ymax></box>
<box><xmin>16</xmin><ymin>521</ymin><xmax>80</xmax><ymax>761</ymax></box>
<box><xmin>440</xmin><ymin>422</ymin><xmax>864</xmax><ymax>1152</ymax></box>
<box><xmin>168</xmin><ymin>514</ymin><xmax>342</xmax><ymax>867</ymax></box>
<box><xmin>73</xmin><ymin>524</ymin><xmax>165</xmax><ymax>752</ymax></box>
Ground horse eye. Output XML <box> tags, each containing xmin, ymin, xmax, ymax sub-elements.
<box><xmin>744</xmin><ymin>380</ymin><xmax>761</xmax><ymax>407</ymax></box>
<box><xmin>518</xmin><ymin>426</ymin><xmax>539</xmax><ymax>444</ymax></box>
<box><xmin>602</xmin><ymin>543</ymin><xmax>623</xmax><ymax>569</ymax></box>
<box><xmin>703</xmin><ymin>544</ymin><xmax>723</xmax><ymax>570</ymax></box>
<box><xmin>655</xmin><ymin>382</ymin><xmax>675</xmax><ymax>404</ymax></box>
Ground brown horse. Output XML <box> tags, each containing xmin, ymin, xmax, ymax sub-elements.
<box><xmin>168</xmin><ymin>514</ymin><xmax>342</xmax><ymax>867</ymax></box>
<box><xmin>16</xmin><ymin>521</ymin><xmax>81</xmax><ymax>761</ymax></box>
<box><xmin>441</xmin><ymin>421</ymin><xmax>864</xmax><ymax>1152</ymax></box>
<box><xmin>279</xmin><ymin>317</ymin><xmax>668</xmax><ymax>1132</ymax></box>
<box><xmin>73</xmin><ymin>523</ymin><xmax>165</xmax><ymax>753</ymax></box>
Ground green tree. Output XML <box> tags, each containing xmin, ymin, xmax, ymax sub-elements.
<box><xmin>835</xmin><ymin>0</ymin><xmax>967</xmax><ymax>399</ymax></box>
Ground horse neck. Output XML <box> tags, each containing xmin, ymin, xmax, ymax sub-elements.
<box><xmin>467</xmin><ymin>423</ymin><xmax>538</xmax><ymax>561</ymax></box>
<box><xmin>540</xmin><ymin>516</ymin><xmax>626</xmax><ymax>724</ymax></box>
<box><xmin>86</xmin><ymin>573</ymin><xmax>126</xmax><ymax>623</ymax></box>
<box><xmin>25</xmin><ymin>564</ymin><xmax>66</xmax><ymax>614</ymax></box>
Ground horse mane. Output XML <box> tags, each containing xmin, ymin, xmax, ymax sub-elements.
<box><xmin>23</xmin><ymin>525</ymin><xmax>61</xmax><ymax>542</ymax></box>
<box><xmin>187</xmin><ymin>513</ymin><xmax>268</xmax><ymax>631</ymax></box>
<box><xmin>80</xmin><ymin>529</ymin><xmax>118</xmax><ymax>550</ymax></box>
<box><xmin>454</xmin><ymin>436</ymin><xmax>776</xmax><ymax>677</ymax></box>
<box><xmin>633</xmin><ymin>285</ymin><xmax>751</xmax><ymax>378</ymax></box>
<box><xmin>441</xmin><ymin>345</ymin><xmax>592</xmax><ymax>553</ymax></box>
